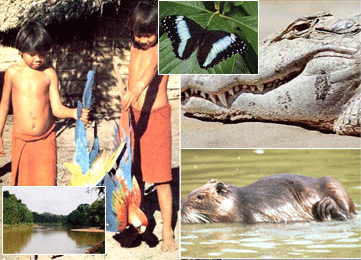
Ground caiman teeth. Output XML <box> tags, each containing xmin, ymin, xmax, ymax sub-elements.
<box><xmin>181</xmin><ymin>70</ymin><xmax>300</xmax><ymax>108</ymax></box>
<box><xmin>218</xmin><ymin>93</ymin><xmax>228</xmax><ymax>107</ymax></box>
<box><xmin>209</xmin><ymin>93</ymin><xmax>217</xmax><ymax>103</ymax></box>
<box><xmin>257</xmin><ymin>84</ymin><xmax>264</xmax><ymax>91</ymax></box>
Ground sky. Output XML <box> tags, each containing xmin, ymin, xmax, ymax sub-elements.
<box><xmin>3</xmin><ymin>186</ymin><xmax>102</xmax><ymax>215</ymax></box>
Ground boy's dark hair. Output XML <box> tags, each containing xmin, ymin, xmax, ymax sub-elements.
<box><xmin>127</xmin><ymin>1</ymin><xmax>158</xmax><ymax>36</ymax></box>
<box><xmin>15</xmin><ymin>21</ymin><xmax>52</xmax><ymax>53</ymax></box>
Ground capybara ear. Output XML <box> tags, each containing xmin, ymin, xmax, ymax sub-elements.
<box><xmin>208</xmin><ymin>179</ymin><xmax>217</xmax><ymax>184</ymax></box>
<box><xmin>215</xmin><ymin>182</ymin><xmax>227</xmax><ymax>194</ymax></box>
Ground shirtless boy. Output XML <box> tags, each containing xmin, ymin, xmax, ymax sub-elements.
<box><xmin>114</xmin><ymin>1</ymin><xmax>178</xmax><ymax>252</ymax></box>
<box><xmin>0</xmin><ymin>21</ymin><xmax>88</xmax><ymax>186</ymax></box>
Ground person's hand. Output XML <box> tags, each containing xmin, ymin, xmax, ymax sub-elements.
<box><xmin>80</xmin><ymin>109</ymin><xmax>90</xmax><ymax>125</ymax></box>
<box><xmin>121</xmin><ymin>90</ymin><xmax>141</xmax><ymax>112</ymax></box>
<box><xmin>0</xmin><ymin>137</ymin><xmax>6</xmax><ymax>157</ymax></box>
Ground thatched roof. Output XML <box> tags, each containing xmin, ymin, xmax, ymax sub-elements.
<box><xmin>0</xmin><ymin>0</ymin><xmax>121</xmax><ymax>32</ymax></box>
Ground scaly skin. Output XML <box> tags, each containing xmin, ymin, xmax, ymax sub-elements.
<box><xmin>181</xmin><ymin>12</ymin><xmax>361</xmax><ymax>136</ymax></box>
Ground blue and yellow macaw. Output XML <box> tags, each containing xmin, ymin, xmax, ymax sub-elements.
<box><xmin>65</xmin><ymin>70</ymin><xmax>124</xmax><ymax>186</ymax></box>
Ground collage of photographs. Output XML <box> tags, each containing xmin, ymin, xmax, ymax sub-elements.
<box><xmin>0</xmin><ymin>0</ymin><xmax>360</xmax><ymax>259</ymax></box>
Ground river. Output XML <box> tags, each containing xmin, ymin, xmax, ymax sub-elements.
<box><xmin>181</xmin><ymin>149</ymin><xmax>361</xmax><ymax>258</ymax></box>
<box><xmin>3</xmin><ymin>225</ymin><xmax>105</xmax><ymax>255</ymax></box>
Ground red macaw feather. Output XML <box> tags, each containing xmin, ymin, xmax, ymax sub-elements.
<box><xmin>130</xmin><ymin>176</ymin><xmax>142</xmax><ymax>207</ymax></box>
<box><xmin>111</xmin><ymin>188</ymin><xmax>129</xmax><ymax>232</ymax></box>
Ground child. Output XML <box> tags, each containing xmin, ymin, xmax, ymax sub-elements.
<box><xmin>0</xmin><ymin>21</ymin><xmax>88</xmax><ymax>186</ymax></box>
<box><xmin>114</xmin><ymin>1</ymin><xmax>178</xmax><ymax>252</ymax></box>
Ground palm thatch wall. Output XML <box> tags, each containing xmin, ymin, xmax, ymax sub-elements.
<box><xmin>0</xmin><ymin>0</ymin><xmax>121</xmax><ymax>32</ymax></box>
<box><xmin>0</xmin><ymin>0</ymin><xmax>178</xmax><ymax>119</ymax></box>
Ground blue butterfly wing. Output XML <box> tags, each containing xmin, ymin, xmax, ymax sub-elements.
<box><xmin>197</xmin><ymin>30</ymin><xmax>247</xmax><ymax>69</ymax></box>
<box><xmin>162</xmin><ymin>15</ymin><xmax>204</xmax><ymax>60</ymax></box>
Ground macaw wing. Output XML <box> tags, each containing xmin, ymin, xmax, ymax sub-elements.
<box><xmin>116</xmin><ymin>110</ymin><xmax>133</xmax><ymax>190</ymax></box>
<box><xmin>105</xmin><ymin>173</ymin><xmax>121</xmax><ymax>232</ymax></box>
<box><xmin>112</xmin><ymin>187</ymin><xmax>128</xmax><ymax>232</ymax></box>
<box><xmin>65</xmin><ymin>162</ymin><xmax>85</xmax><ymax>186</ymax></box>
<box><xmin>74</xmin><ymin>101</ymin><xmax>90</xmax><ymax>174</ymax></box>
<box><xmin>130</xmin><ymin>176</ymin><xmax>142</xmax><ymax>207</ymax></box>
<box><xmin>82</xmin><ymin>142</ymin><xmax>125</xmax><ymax>186</ymax></box>
<box><xmin>83</xmin><ymin>70</ymin><xmax>95</xmax><ymax>109</ymax></box>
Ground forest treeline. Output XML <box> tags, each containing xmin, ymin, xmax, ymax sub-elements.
<box><xmin>3</xmin><ymin>191</ymin><xmax>105</xmax><ymax>229</ymax></box>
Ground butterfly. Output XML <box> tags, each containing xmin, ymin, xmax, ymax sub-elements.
<box><xmin>161</xmin><ymin>15</ymin><xmax>247</xmax><ymax>69</ymax></box>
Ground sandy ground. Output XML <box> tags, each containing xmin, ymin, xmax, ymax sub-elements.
<box><xmin>181</xmin><ymin>114</ymin><xmax>361</xmax><ymax>148</ymax></box>
<box><xmin>0</xmin><ymin>98</ymin><xmax>180</xmax><ymax>260</ymax></box>
<box><xmin>70</xmin><ymin>228</ymin><xmax>104</xmax><ymax>233</ymax></box>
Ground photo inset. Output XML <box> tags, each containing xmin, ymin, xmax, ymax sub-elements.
<box><xmin>181</xmin><ymin>1</ymin><xmax>361</xmax><ymax>148</ymax></box>
<box><xmin>159</xmin><ymin>1</ymin><xmax>259</xmax><ymax>74</ymax></box>
<box><xmin>2</xmin><ymin>186</ymin><xmax>105</xmax><ymax>255</ymax></box>
<box><xmin>181</xmin><ymin>149</ymin><xmax>361</xmax><ymax>258</ymax></box>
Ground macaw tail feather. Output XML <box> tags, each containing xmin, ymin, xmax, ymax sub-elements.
<box><xmin>113</xmin><ymin>122</ymin><xmax>120</xmax><ymax>149</ymax></box>
<box><xmin>76</xmin><ymin>100</ymin><xmax>82</xmax><ymax>120</ymax></box>
<box><xmin>83</xmin><ymin>70</ymin><xmax>95</xmax><ymax>109</ymax></box>
<box><xmin>89</xmin><ymin>121</ymin><xmax>100</xmax><ymax>165</ymax></box>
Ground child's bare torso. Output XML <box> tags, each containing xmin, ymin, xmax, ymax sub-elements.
<box><xmin>10</xmin><ymin>63</ymin><xmax>54</xmax><ymax>136</ymax></box>
<box><xmin>129</xmin><ymin>43</ymin><xmax>169</xmax><ymax>112</ymax></box>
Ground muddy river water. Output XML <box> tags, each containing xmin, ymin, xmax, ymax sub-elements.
<box><xmin>3</xmin><ymin>225</ymin><xmax>104</xmax><ymax>255</ymax></box>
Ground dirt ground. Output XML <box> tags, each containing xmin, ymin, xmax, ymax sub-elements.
<box><xmin>0</xmin><ymin>93</ymin><xmax>180</xmax><ymax>260</ymax></box>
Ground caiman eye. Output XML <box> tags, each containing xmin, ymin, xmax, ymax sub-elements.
<box><xmin>196</xmin><ymin>194</ymin><xmax>205</xmax><ymax>200</ymax></box>
<box><xmin>292</xmin><ymin>22</ymin><xmax>311</xmax><ymax>32</ymax></box>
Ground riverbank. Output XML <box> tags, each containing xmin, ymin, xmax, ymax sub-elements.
<box><xmin>71</xmin><ymin>227</ymin><xmax>105</xmax><ymax>233</ymax></box>
<box><xmin>3</xmin><ymin>223</ymin><xmax>37</xmax><ymax>230</ymax></box>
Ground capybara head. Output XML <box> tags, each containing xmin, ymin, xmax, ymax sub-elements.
<box><xmin>181</xmin><ymin>179</ymin><xmax>239</xmax><ymax>224</ymax></box>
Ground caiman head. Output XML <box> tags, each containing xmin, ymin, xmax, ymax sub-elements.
<box><xmin>181</xmin><ymin>12</ymin><xmax>361</xmax><ymax>135</ymax></box>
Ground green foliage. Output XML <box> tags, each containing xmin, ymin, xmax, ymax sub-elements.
<box><xmin>3</xmin><ymin>191</ymin><xmax>33</xmax><ymax>225</ymax></box>
<box><xmin>88</xmin><ymin>198</ymin><xmax>105</xmax><ymax>229</ymax></box>
<box><xmin>3</xmin><ymin>191</ymin><xmax>105</xmax><ymax>229</ymax></box>
<box><xmin>32</xmin><ymin>212</ymin><xmax>67</xmax><ymax>224</ymax></box>
<box><xmin>159</xmin><ymin>1</ymin><xmax>258</xmax><ymax>74</ymax></box>
<box><xmin>66</xmin><ymin>199</ymin><xmax>105</xmax><ymax>229</ymax></box>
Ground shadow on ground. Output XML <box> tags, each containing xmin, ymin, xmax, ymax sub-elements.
<box><xmin>113</xmin><ymin>167</ymin><xmax>179</xmax><ymax>248</ymax></box>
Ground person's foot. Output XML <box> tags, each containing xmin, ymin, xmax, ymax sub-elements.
<box><xmin>161</xmin><ymin>227</ymin><xmax>178</xmax><ymax>252</ymax></box>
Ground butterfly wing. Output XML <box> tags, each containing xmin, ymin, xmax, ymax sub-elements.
<box><xmin>197</xmin><ymin>30</ymin><xmax>247</xmax><ymax>69</ymax></box>
<box><xmin>162</xmin><ymin>15</ymin><xmax>204</xmax><ymax>60</ymax></box>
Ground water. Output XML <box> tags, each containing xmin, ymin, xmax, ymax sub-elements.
<box><xmin>3</xmin><ymin>225</ymin><xmax>105</xmax><ymax>255</ymax></box>
<box><xmin>181</xmin><ymin>149</ymin><xmax>361</xmax><ymax>258</ymax></box>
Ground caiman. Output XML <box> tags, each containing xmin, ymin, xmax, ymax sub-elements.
<box><xmin>181</xmin><ymin>12</ymin><xmax>361</xmax><ymax>136</ymax></box>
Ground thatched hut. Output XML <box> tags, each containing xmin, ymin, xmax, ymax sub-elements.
<box><xmin>0</xmin><ymin>0</ymin><xmax>178</xmax><ymax>118</ymax></box>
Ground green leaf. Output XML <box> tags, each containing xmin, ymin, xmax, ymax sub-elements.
<box><xmin>159</xmin><ymin>1</ymin><xmax>258</xmax><ymax>74</ymax></box>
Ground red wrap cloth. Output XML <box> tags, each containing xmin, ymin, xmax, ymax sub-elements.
<box><xmin>130</xmin><ymin>103</ymin><xmax>172</xmax><ymax>184</ymax></box>
<box><xmin>11</xmin><ymin>123</ymin><xmax>57</xmax><ymax>186</ymax></box>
